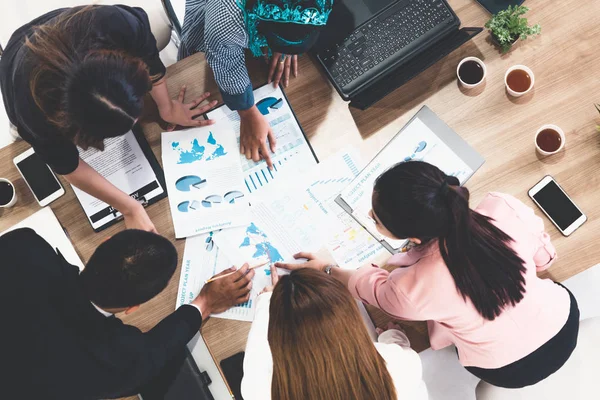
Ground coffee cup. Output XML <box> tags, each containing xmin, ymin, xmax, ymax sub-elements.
<box><xmin>457</xmin><ymin>57</ymin><xmax>487</xmax><ymax>89</ymax></box>
<box><xmin>0</xmin><ymin>178</ymin><xmax>17</xmax><ymax>208</ymax></box>
<box><xmin>535</xmin><ymin>125</ymin><xmax>565</xmax><ymax>156</ymax></box>
<box><xmin>505</xmin><ymin>65</ymin><xmax>535</xmax><ymax>97</ymax></box>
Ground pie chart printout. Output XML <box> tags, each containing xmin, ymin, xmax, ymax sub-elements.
<box><xmin>175</xmin><ymin>175</ymin><xmax>207</xmax><ymax>192</ymax></box>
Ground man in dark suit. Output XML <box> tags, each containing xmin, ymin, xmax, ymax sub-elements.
<box><xmin>1</xmin><ymin>227</ymin><xmax>254</xmax><ymax>399</ymax></box>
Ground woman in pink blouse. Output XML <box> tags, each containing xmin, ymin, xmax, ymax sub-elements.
<box><xmin>277</xmin><ymin>161</ymin><xmax>579</xmax><ymax>388</ymax></box>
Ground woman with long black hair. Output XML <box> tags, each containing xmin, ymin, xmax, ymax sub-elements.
<box><xmin>278</xmin><ymin>161</ymin><xmax>579</xmax><ymax>389</ymax></box>
<box><xmin>1</xmin><ymin>5</ymin><xmax>217</xmax><ymax>232</ymax></box>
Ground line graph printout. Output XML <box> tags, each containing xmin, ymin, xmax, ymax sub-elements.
<box><xmin>337</xmin><ymin>111</ymin><xmax>483</xmax><ymax>252</ymax></box>
<box><xmin>162</xmin><ymin>125</ymin><xmax>250</xmax><ymax>238</ymax></box>
<box><xmin>206</xmin><ymin>84</ymin><xmax>317</xmax><ymax>195</ymax></box>
<box><xmin>216</xmin><ymin>149</ymin><xmax>386</xmax><ymax>272</ymax></box>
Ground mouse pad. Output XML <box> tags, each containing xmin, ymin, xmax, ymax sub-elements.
<box><xmin>475</xmin><ymin>0</ymin><xmax>525</xmax><ymax>15</ymax></box>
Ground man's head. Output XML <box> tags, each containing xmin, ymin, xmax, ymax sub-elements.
<box><xmin>80</xmin><ymin>230</ymin><xmax>178</xmax><ymax>313</ymax></box>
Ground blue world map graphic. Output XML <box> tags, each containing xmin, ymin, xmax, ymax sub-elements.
<box><xmin>172</xmin><ymin>132</ymin><xmax>227</xmax><ymax>164</ymax></box>
<box><xmin>239</xmin><ymin>222</ymin><xmax>283</xmax><ymax>264</ymax></box>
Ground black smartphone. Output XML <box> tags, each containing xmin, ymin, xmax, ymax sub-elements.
<box><xmin>475</xmin><ymin>0</ymin><xmax>525</xmax><ymax>15</ymax></box>
<box><xmin>220</xmin><ymin>352</ymin><xmax>245</xmax><ymax>400</ymax></box>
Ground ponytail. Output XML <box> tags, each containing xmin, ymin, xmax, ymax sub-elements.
<box><xmin>373</xmin><ymin>161</ymin><xmax>527</xmax><ymax>321</ymax></box>
<box><xmin>439</xmin><ymin>177</ymin><xmax>526</xmax><ymax>320</ymax></box>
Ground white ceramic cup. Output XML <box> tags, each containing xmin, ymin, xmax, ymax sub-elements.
<box><xmin>456</xmin><ymin>57</ymin><xmax>487</xmax><ymax>89</ymax></box>
<box><xmin>505</xmin><ymin>65</ymin><xmax>535</xmax><ymax>97</ymax></box>
<box><xmin>535</xmin><ymin>124</ymin><xmax>565</xmax><ymax>156</ymax></box>
<box><xmin>0</xmin><ymin>178</ymin><xmax>17</xmax><ymax>208</ymax></box>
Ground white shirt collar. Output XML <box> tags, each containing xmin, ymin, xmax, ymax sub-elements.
<box><xmin>91</xmin><ymin>302</ymin><xmax>113</xmax><ymax>317</ymax></box>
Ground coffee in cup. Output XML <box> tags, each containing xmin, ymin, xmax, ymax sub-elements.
<box><xmin>535</xmin><ymin>125</ymin><xmax>565</xmax><ymax>156</ymax></box>
<box><xmin>0</xmin><ymin>178</ymin><xmax>17</xmax><ymax>208</ymax></box>
<box><xmin>505</xmin><ymin>65</ymin><xmax>535</xmax><ymax>97</ymax></box>
<box><xmin>457</xmin><ymin>57</ymin><xmax>486</xmax><ymax>89</ymax></box>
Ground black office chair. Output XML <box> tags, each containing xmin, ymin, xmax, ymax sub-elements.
<box><xmin>161</xmin><ymin>0</ymin><xmax>182</xmax><ymax>38</ymax></box>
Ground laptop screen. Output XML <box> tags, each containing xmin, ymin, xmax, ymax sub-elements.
<box><xmin>315</xmin><ymin>0</ymin><xmax>393</xmax><ymax>50</ymax></box>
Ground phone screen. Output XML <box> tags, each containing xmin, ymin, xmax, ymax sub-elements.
<box><xmin>16</xmin><ymin>152</ymin><xmax>62</xmax><ymax>201</ymax></box>
<box><xmin>533</xmin><ymin>180</ymin><xmax>582</xmax><ymax>231</ymax></box>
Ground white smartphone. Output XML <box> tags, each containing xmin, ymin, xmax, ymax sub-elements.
<box><xmin>528</xmin><ymin>175</ymin><xmax>586</xmax><ymax>236</ymax></box>
<box><xmin>13</xmin><ymin>148</ymin><xmax>65</xmax><ymax>206</ymax></box>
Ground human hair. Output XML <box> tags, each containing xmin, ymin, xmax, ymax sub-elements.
<box><xmin>372</xmin><ymin>161</ymin><xmax>527</xmax><ymax>321</ymax></box>
<box><xmin>80</xmin><ymin>230</ymin><xmax>178</xmax><ymax>309</ymax></box>
<box><xmin>25</xmin><ymin>6</ymin><xmax>152</xmax><ymax>150</ymax></box>
<box><xmin>268</xmin><ymin>269</ymin><xmax>397</xmax><ymax>400</ymax></box>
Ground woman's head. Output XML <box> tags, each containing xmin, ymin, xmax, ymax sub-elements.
<box><xmin>268</xmin><ymin>269</ymin><xmax>396</xmax><ymax>400</ymax></box>
<box><xmin>372</xmin><ymin>161</ymin><xmax>527</xmax><ymax>321</ymax></box>
<box><xmin>243</xmin><ymin>0</ymin><xmax>333</xmax><ymax>56</ymax></box>
<box><xmin>26</xmin><ymin>7</ymin><xmax>152</xmax><ymax>150</ymax></box>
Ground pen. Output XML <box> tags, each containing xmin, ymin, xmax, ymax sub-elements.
<box><xmin>204</xmin><ymin>261</ymin><xmax>270</xmax><ymax>284</ymax></box>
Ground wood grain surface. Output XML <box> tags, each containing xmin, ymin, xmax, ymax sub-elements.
<box><xmin>1</xmin><ymin>0</ymin><xmax>599</xmax><ymax>397</ymax></box>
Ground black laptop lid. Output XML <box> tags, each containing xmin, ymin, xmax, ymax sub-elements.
<box><xmin>315</xmin><ymin>0</ymin><xmax>393</xmax><ymax>50</ymax></box>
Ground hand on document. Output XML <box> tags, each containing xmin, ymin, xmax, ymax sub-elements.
<box><xmin>193</xmin><ymin>263</ymin><xmax>256</xmax><ymax>318</ymax></box>
<box><xmin>123</xmin><ymin>202</ymin><xmax>157</xmax><ymax>233</ymax></box>
<box><xmin>161</xmin><ymin>87</ymin><xmax>218</xmax><ymax>130</ymax></box>
<box><xmin>238</xmin><ymin>105</ymin><xmax>277</xmax><ymax>168</ymax></box>
<box><xmin>275</xmin><ymin>252</ymin><xmax>329</xmax><ymax>272</ymax></box>
<box><xmin>259</xmin><ymin>265</ymin><xmax>280</xmax><ymax>295</ymax></box>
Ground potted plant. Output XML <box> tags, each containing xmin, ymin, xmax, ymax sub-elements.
<box><xmin>485</xmin><ymin>5</ymin><xmax>541</xmax><ymax>53</ymax></box>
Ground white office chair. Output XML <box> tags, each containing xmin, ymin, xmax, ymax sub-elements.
<box><xmin>475</xmin><ymin>317</ymin><xmax>600</xmax><ymax>400</ymax></box>
<box><xmin>0</xmin><ymin>0</ymin><xmax>173</xmax><ymax>53</ymax></box>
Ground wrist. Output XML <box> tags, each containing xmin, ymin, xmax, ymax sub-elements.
<box><xmin>237</xmin><ymin>105</ymin><xmax>258</xmax><ymax>118</ymax></box>
<box><xmin>158</xmin><ymin>101</ymin><xmax>174</xmax><ymax>121</ymax></box>
<box><xmin>192</xmin><ymin>295</ymin><xmax>211</xmax><ymax>321</ymax></box>
<box><xmin>120</xmin><ymin>197</ymin><xmax>143</xmax><ymax>217</ymax></box>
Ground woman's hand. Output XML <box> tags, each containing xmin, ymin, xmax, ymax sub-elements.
<box><xmin>239</xmin><ymin>105</ymin><xmax>277</xmax><ymax>168</ymax></box>
<box><xmin>160</xmin><ymin>86</ymin><xmax>218</xmax><ymax>130</ymax></box>
<box><xmin>267</xmin><ymin>52</ymin><xmax>298</xmax><ymax>88</ymax></box>
<box><xmin>260</xmin><ymin>264</ymin><xmax>280</xmax><ymax>294</ymax></box>
<box><xmin>122</xmin><ymin>202</ymin><xmax>157</xmax><ymax>233</ymax></box>
<box><xmin>274</xmin><ymin>252</ymin><xmax>329</xmax><ymax>272</ymax></box>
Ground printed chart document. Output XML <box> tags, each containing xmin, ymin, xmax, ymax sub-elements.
<box><xmin>206</xmin><ymin>84</ymin><xmax>317</xmax><ymax>195</ymax></box>
<box><xmin>1</xmin><ymin>207</ymin><xmax>84</xmax><ymax>270</ymax></box>
<box><xmin>175</xmin><ymin>233</ymin><xmax>259</xmax><ymax>321</ymax></box>
<box><xmin>336</xmin><ymin>106</ymin><xmax>485</xmax><ymax>253</ymax></box>
<box><xmin>73</xmin><ymin>129</ymin><xmax>165</xmax><ymax>232</ymax></box>
<box><xmin>161</xmin><ymin>125</ymin><xmax>250</xmax><ymax>238</ymax></box>
<box><xmin>210</xmin><ymin>149</ymin><xmax>386</xmax><ymax>320</ymax></box>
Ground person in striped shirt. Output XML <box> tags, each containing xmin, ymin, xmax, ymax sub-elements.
<box><xmin>179</xmin><ymin>0</ymin><xmax>332</xmax><ymax>167</ymax></box>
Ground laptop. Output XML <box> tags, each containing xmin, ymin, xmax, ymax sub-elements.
<box><xmin>314</xmin><ymin>0</ymin><xmax>482</xmax><ymax>109</ymax></box>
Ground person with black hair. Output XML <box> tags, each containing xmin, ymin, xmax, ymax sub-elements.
<box><xmin>0</xmin><ymin>5</ymin><xmax>218</xmax><ymax>233</ymax></box>
<box><xmin>178</xmin><ymin>0</ymin><xmax>333</xmax><ymax>168</ymax></box>
<box><xmin>277</xmin><ymin>161</ymin><xmax>579</xmax><ymax>389</ymax></box>
<box><xmin>0</xmin><ymin>228</ymin><xmax>254</xmax><ymax>399</ymax></box>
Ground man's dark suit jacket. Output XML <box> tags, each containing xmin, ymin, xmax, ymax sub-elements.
<box><xmin>1</xmin><ymin>228</ymin><xmax>202</xmax><ymax>399</ymax></box>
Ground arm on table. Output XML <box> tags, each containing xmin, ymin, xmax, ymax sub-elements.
<box><xmin>492</xmin><ymin>193</ymin><xmax>557</xmax><ymax>271</ymax></box>
<box><xmin>241</xmin><ymin>292</ymin><xmax>274</xmax><ymax>400</ymax></box>
<box><xmin>64</xmin><ymin>159</ymin><xmax>156</xmax><ymax>232</ymax></box>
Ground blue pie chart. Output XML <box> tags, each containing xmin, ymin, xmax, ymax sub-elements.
<box><xmin>224</xmin><ymin>191</ymin><xmax>245</xmax><ymax>204</ymax></box>
<box><xmin>256</xmin><ymin>97</ymin><xmax>283</xmax><ymax>115</ymax></box>
<box><xmin>175</xmin><ymin>175</ymin><xmax>207</xmax><ymax>192</ymax></box>
<box><xmin>177</xmin><ymin>201</ymin><xmax>190</xmax><ymax>212</ymax></box>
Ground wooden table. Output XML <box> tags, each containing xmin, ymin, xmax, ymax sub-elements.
<box><xmin>1</xmin><ymin>0</ymin><xmax>599</xmax><ymax>397</ymax></box>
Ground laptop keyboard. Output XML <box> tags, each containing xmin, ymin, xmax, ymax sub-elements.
<box><xmin>320</xmin><ymin>0</ymin><xmax>454</xmax><ymax>90</ymax></box>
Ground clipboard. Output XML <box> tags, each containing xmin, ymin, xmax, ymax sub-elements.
<box><xmin>335</xmin><ymin>106</ymin><xmax>485</xmax><ymax>254</ymax></box>
<box><xmin>73</xmin><ymin>124</ymin><xmax>167</xmax><ymax>232</ymax></box>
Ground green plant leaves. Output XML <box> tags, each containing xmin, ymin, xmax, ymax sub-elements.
<box><xmin>485</xmin><ymin>5</ymin><xmax>541</xmax><ymax>53</ymax></box>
